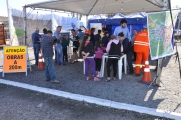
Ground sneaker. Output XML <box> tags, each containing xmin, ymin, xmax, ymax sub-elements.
<box><xmin>51</xmin><ymin>80</ymin><xmax>60</xmax><ymax>84</ymax></box>
<box><xmin>106</xmin><ymin>77</ymin><xmax>111</xmax><ymax>82</ymax></box>
<box><xmin>86</xmin><ymin>77</ymin><xmax>90</xmax><ymax>81</ymax></box>
<box><xmin>94</xmin><ymin>77</ymin><xmax>100</xmax><ymax>82</ymax></box>
<box><xmin>96</xmin><ymin>72</ymin><xmax>101</xmax><ymax>78</ymax></box>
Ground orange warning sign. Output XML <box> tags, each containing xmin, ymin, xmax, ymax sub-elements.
<box><xmin>3</xmin><ymin>46</ymin><xmax>27</xmax><ymax>73</ymax></box>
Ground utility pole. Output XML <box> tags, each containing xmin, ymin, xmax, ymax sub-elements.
<box><xmin>6</xmin><ymin>0</ymin><xmax>12</xmax><ymax>46</ymax></box>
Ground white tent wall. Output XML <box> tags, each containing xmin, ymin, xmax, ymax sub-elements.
<box><xmin>10</xmin><ymin>8</ymin><xmax>78</xmax><ymax>46</ymax></box>
<box><xmin>51</xmin><ymin>13</ymin><xmax>78</xmax><ymax>32</ymax></box>
<box><xmin>10</xmin><ymin>8</ymin><xmax>52</xmax><ymax>46</ymax></box>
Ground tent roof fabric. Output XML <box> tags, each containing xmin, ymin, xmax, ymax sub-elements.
<box><xmin>89</xmin><ymin>15</ymin><xmax>107</xmax><ymax>19</ymax></box>
<box><xmin>125</xmin><ymin>12</ymin><xmax>146</xmax><ymax>18</ymax></box>
<box><xmin>26</xmin><ymin>0</ymin><xmax>165</xmax><ymax>15</ymax></box>
<box><xmin>108</xmin><ymin>13</ymin><xmax>125</xmax><ymax>19</ymax></box>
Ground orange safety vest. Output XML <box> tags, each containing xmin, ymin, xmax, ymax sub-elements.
<box><xmin>134</xmin><ymin>30</ymin><xmax>149</xmax><ymax>53</ymax></box>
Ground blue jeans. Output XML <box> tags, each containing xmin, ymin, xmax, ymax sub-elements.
<box><xmin>33</xmin><ymin>44</ymin><xmax>41</xmax><ymax>65</ymax></box>
<box><xmin>126</xmin><ymin>51</ymin><xmax>134</xmax><ymax>73</ymax></box>
<box><xmin>44</xmin><ymin>57</ymin><xmax>56</xmax><ymax>80</ymax></box>
<box><xmin>55</xmin><ymin>44</ymin><xmax>63</xmax><ymax>64</ymax></box>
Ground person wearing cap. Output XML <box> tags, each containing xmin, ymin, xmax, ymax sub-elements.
<box><xmin>134</xmin><ymin>25</ymin><xmax>149</xmax><ymax>76</ymax></box>
<box><xmin>102</xmin><ymin>31</ymin><xmax>109</xmax><ymax>47</ymax></box>
<box><xmin>77</xmin><ymin>29</ymin><xmax>85</xmax><ymax>58</ymax></box>
<box><xmin>54</xmin><ymin>26</ymin><xmax>65</xmax><ymax>65</ymax></box>
<box><xmin>32</xmin><ymin>28</ymin><xmax>41</xmax><ymax>66</ymax></box>
<box><xmin>113</xmin><ymin>19</ymin><xmax>131</xmax><ymax>41</ymax></box>
<box><xmin>41</xmin><ymin>30</ymin><xmax>60</xmax><ymax>83</ymax></box>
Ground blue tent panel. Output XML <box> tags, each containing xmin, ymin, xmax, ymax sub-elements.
<box><xmin>106</xmin><ymin>18</ymin><xmax>147</xmax><ymax>25</ymax></box>
<box><xmin>108</xmin><ymin>13</ymin><xmax>125</xmax><ymax>19</ymax></box>
<box><xmin>126</xmin><ymin>12</ymin><xmax>146</xmax><ymax>18</ymax></box>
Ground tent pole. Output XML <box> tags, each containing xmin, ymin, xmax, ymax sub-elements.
<box><xmin>6</xmin><ymin>0</ymin><xmax>12</xmax><ymax>46</ymax></box>
<box><xmin>23</xmin><ymin>6</ymin><xmax>27</xmax><ymax>46</ymax></box>
<box><xmin>155</xmin><ymin>0</ymin><xmax>169</xmax><ymax>86</ymax></box>
<box><xmin>86</xmin><ymin>15</ymin><xmax>88</xmax><ymax>29</ymax></box>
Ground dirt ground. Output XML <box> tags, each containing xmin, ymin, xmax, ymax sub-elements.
<box><xmin>0</xmin><ymin>84</ymin><xmax>171</xmax><ymax>120</ymax></box>
<box><xmin>0</xmin><ymin>44</ymin><xmax>181</xmax><ymax>118</ymax></box>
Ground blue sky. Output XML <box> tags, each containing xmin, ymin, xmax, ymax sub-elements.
<box><xmin>0</xmin><ymin>0</ymin><xmax>50</xmax><ymax>16</ymax></box>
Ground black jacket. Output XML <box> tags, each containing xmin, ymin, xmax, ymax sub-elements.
<box><xmin>81</xmin><ymin>42</ymin><xmax>94</xmax><ymax>57</ymax></box>
<box><xmin>102</xmin><ymin>36</ymin><xmax>109</xmax><ymax>47</ymax></box>
<box><xmin>122</xmin><ymin>38</ymin><xmax>132</xmax><ymax>54</ymax></box>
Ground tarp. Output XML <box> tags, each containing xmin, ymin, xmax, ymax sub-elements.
<box><xmin>26</xmin><ymin>0</ymin><xmax>165</xmax><ymax>15</ymax></box>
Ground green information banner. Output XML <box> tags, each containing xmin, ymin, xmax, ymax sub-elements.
<box><xmin>147</xmin><ymin>11</ymin><xmax>179</xmax><ymax>60</ymax></box>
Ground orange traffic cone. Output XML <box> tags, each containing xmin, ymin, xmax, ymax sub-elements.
<box><xmin>38</xmin><ymin>51</ymin><xmax>44</xmax><ymax>70</ymax></box>
<box><xmin>141</xmin><ymin>61</ymin><xmax>152</xmax><ymax>83</ymax></box>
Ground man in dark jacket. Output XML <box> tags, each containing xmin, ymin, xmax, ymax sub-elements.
<box><xmin>102</xmin><ymin>31</ymin><xmax>109</xmax><ymax>48</ymax></box>
<box><xmin>94</xmin><ymin>29</ymin><xmax>102</xmax><ymax>42</ymax></box>
<box><xmin>32</xmin><ymin>28</ymin><xmax>41</xmax><ymax>66</ymax></box>
<box><xmin>90</xmin><ymin>28</ymin><xmax>95</xmax><ymax>47</ymax></box>
<box><xmin>118</xmin><ymin>32</ymin><xmax>134</xmax><ymax>74</ymax></box>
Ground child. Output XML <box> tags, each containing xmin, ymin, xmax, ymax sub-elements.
<box><xmin>106</xmin><ymin>35</ymin><xmax>123</xmax><ymax>81</ymax></box>
<box><xmin>62</xmin><ymin>35</ymin><xmax>69</xmax><ymax>63</ymax></box>
<box><xmin>94</xmin><ymin>41</ymin><xmax>106</xmax><ymax>78</ymax></box>
<box><xmin>81</xmin><ymin>34</ymin><xmax>100</xmax><ymax>82</ymax></box>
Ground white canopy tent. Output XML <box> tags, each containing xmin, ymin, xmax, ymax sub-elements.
<box><xmin>26</xmin><ymin>0</ymin><xmax>166</xmax><ymax>15</ymax></box>
<box><xmin>23</xmin><ymin>0</ymin><xmax>172</xmax><ymax>45</ymax></box>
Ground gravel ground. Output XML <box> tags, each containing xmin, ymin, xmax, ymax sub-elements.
<box><xmin>0</xmin><ymin>84</ymin><xmax>172</xmax><ymax>120</ymax></box>
<box><xmin>0</xmin><ymin>45</ymin><xmax>181</xmax><ymax>114</ymax></box>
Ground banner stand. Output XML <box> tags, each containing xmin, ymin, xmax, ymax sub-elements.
<box><xmin>148</xmin><ymin>58</ymin><xmax>165</xmax><ymax>88</ymax></box>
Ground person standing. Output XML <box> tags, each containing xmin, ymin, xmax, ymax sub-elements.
<box><xmin>134</xmin><ymin>26</ymin><xmax>149</xmax><ymax>76</ymax></box>
<box><xmin>114</xmin><ymin>19</ymin><xmax>131</xmax><ymax>41</ymax></box>
<box><xmin>54</xmin><ymin>26</ymin><xmax>64</xmax><ymax>65</ymax></box>
<box><xmin>62</xmin><ymin>35</ymin><xmax>70</xmax><ymax>63</ymax></box>
<box><xmin>41</xmin><ymin>30</ymin><xmax>60</xmax><ymax>83</ymax></box>
<box><xmin>106</xmin><ymin>35</ymin><xmax>123</xmax><ymax>81</ymax></box>
<box><xmin>94</xmin><ymin>41</ymin><xmax>106</xmax><ymax>78</ymax></box>
<box><xmin>94</xmin><ymin>29</ymin><xmax>102</xmax><ymax>42</ymax></box>
<box><xmin>32</xmin><ymin>28</ymin><xmax>41</xmax><ymax>66</ymax></box>
<box><xmin>90</xmin><ymin>28</ymin><xmax>95</xmax><ymax>47</ymax></box>
<box><xmin>118</xmin><ymin>32</ymin><xmax>134</xmax><ymax>75</ymax></box>
<box><xmin>102</xmin><ymin>31</ymin><xmax>109</xmax><ymax>48</ymax></box>
<box><xmin>81</xmin><ymin>34</ymin><xmax>100</xmax><ymax>81</ymax></box>
<box><xmin>77</xmin><ymin>29</ymin><xmax>85</xmax><ymax>58</ymax></box>
<box><xmin>71</xmin><ymin>29</ymin><xmax>80</xmax><ymax>64</ymax></box>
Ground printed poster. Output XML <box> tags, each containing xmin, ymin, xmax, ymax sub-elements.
<box><xmin>147</xmin><ymin>11</ymin><xmax>179</xmax><ymax>60</ymax></box>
